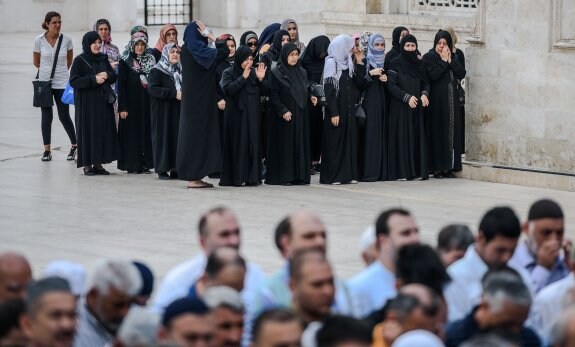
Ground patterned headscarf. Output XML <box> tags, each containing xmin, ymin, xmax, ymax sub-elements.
<box><xmin>153</xmin><ymin>43</ymin><xmax>182</xmax><ymax>91</ymax></box>
<box><xmin>155</xmin><ymin>24</ymin><xmax>178</xmax><ymax>52</ymax></box>
<box><xmin>366</xmin><ymin>33</ymin><xmax>386</xmax><ymax>69</ymax></box>
<box><xmin>323</xmin><ymin>34</ymin><xmax>355</xmax><ymax>94</ymax></box>
<box><xmin>131</xmin><ymin>25</ymin><xmax>148</xmax><ymax>38</ymax></box>
<box><xmin>121</xmin><ymin>32</ymin><xmax>156</xmax><ymax>75</ymax></box>
<box><xmin>359</xmin><ymin>31</ymin><xmax>373</xmax><ymax>56</ymax></box>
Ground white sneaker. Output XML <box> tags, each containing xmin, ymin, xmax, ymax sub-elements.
<box><xmin>331</xmin><ymin>182</ymin><xmax>341</xmax><ymax>185</ymax></box>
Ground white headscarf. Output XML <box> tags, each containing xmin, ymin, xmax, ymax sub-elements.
<box><xmin>391</xmin><ymin>330</ymin><xmax>445</xmax><ymax>347</ymax></box>
<box><xmin>322</xmin><ymin>34</ymin><xmax>355</xmax><ymax>94</ymax></box>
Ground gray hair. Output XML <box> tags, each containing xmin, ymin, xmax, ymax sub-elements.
<box><xmin>87</xmin><ymin>259</ymin><xmax>142</xmax><ymax>296</ymax></box>
<box><xmin>461</xmin><ymin>333</ymin><xmax>516</xmax><ymax>347</ymax></box>
<box><xmin>482</xmin><ymin>269</ymin><xmax>531</xmax><ymax>313</ymax></box>
<box><xmin>202</xmin><ymin>286</ymin><xmax>244</xmax><ymax>313</ymax></box>
<box><xmin>117</xmin><ymin>306</ymin><xmax>160</xmax><ymax>347</ymax></box>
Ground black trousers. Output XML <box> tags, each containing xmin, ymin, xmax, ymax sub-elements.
<box><xmin>41</xmin><ymin>88</ymin><xmax>77</xmax><ymax>146</ymax></box>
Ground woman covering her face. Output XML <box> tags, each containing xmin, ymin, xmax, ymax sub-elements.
<box><xmin>117</xmin><ymin>31</ymin><xmax>156</xmax><ymax>174</ymax></box>
<box><xmin>69</xmin><ymin>31</ymin><xmax>118</xmax><ymax>176</ymax></box>
<box><xmin>386</xmin><ymin>34</ymin><xmax>430</xmax><ymax>181</ymax></box>
<box><xmin>148</xmin><ymin>43</ymin><xmax>182</xmax><ymax>180</ymax></box>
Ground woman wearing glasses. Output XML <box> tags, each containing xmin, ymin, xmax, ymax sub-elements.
<box><xmin>239</xmin><ymin>31</ymin><xmax>258</xmax><ymax>58</ymax></box>
<box><xmin>152</xmin><ymin>24</ymin><xmax>178</xmax><ymax>63</ymax></box>
<box><xmin>33</xmin><ymin>11</ymin><xmax>77</xmax><ymax>162</ymax></box>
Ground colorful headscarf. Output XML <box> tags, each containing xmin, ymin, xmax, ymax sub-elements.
<box><xmin>153</xmin><ymin>43</ymin><xmax>182</xmax><ymax>91</ymax></box>
<box><xmin>359</xmin><ymin>31</ymin><xmax>373</xmax><ymax>55</ymax></box>
<box><xmin>323</xmin><ymin>34</ymin><xmax>355</xmax><ymax>94</ymax></box>
<box><xmin>154</xmin><ymin>24</ymin><xmax>178</xmax><ymax>52</ymax></box>
<box><xmin>131</xmin><ymin>25</ymin><xmax>148</xmax><ymax>38</ymax></box>
<box><xmin>366</xmin><ymin>33</ymin><xmax>386</xmax><ymax>69</ymax></box>
<box><xmin>121</xmin><ymin>32</ymin><xmax>156</xmax><ymax>75</ymax></box>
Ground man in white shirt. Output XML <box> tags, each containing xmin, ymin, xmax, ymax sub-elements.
<box><xmin>153</xmin><ymin>207</ymin><xmax>266</xmax><ymax>313</ymax></box>
<box><xmin>509</xmin><ymin>199</ymin><xmax>570</xmax><ymax>293</ymax></box>
<box><xmin>348</xmin><ymin>208</ymin><xmax>420</xmax><ymax>317</ymax></box>
<box><xmin>444</xmin><ymin>206</ymin><xmax>534</xmax><ymax>322</ymax></box>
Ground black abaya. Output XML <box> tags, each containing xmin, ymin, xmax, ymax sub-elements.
<box><xmin>176</xmin><ymin>43</ymin><xmax>229</xmax><ymax>181</ymax></box>
<box><xmin>219</xmin><ymin>68</ymin><xmax>262</xmax><ymax>186</ymax></box>
<box><xmin>386</xmin><ymin>58</ymin><xmax>430</xmax><ymax>180</ymax></box>
<box><xmin>423</xmin><ymin>50</ymin><xmax>466</xmax><ymax>173</ymax></box>
<box><xmin>359</xmin><ymin>67</ymin><xmax>388</xmax><ymax>181</ymax></box>
<box><xmin>148</xmin><ymin>68</ymin><xmax>180</xmax><ymax>174</ymax></box>
<box><xmin>320</xmin><ymin>64</ymin><xmax>367</xmax><ymax>184</ymax></box>
<box><xmin>117</xmin><ymin>60</ymin><xmax>154</xmax><ymax>172</ymax></box>
<box><xmin>70</xmin><ymin>55</ymin><xmax>119</xmax><ymax>168</ymax></box>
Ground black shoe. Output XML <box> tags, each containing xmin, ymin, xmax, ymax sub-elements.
<box><xmin>142</xmin><ymin>168</ymin><xmax>152</xmax><ymax>174</ymax></box>
<box><xmin>94</xmin><ymin>167</ymin><xmax>110</xmax><ymax>175</ymax></box>
<box><xmin>41</xmin><ymin>151</ymin><xmax>52</xmax><ymax>161</ymax></box>
<box><xmin>67</xmin><ymin>147</ymin><xmax>77</xmax><ymax>161</ymax></box>
<box><xmin>170</xmin><ymin>170</ymin><xmax>178</xmax><ymax>179</ymax></box>
<box><xmin>83</xmin><ymin>167</ymin><xmax>96</xmax><ymax>176</ymax></box>
<box><xmin>158</xmin><ymin>172</ymin><xmax>170</xmax><ymax>180</ymax></box>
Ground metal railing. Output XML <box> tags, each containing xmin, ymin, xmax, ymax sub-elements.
<box><xmin>144</xmin><ymin>0</ymin><xmax>192</xmax><ymax>26</ymax></box>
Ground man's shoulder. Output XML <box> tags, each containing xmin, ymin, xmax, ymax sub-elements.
<box><xmin>162</xmin><ymin>255</ymin><xmax>205</xmax><ymax>284</ymax></box>
<box><xmin>535</xmin><ymin>273</ymin><xmax>574</xmax><ymax>303</ymax></box>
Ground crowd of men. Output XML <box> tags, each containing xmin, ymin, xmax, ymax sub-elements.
<box><xmin>1</xmin><ymin>199</ymin><xmax>573</xmax><ymax>347</ymax></box>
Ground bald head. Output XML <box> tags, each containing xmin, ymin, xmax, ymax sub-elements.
<box><xmin>0</xmin><ymin>253</ymin><xmax>32</xmax><ymax>303</ymax></box>
<box><xmin>279</xmin><ymin>211</ymin><xmax>327</xmax><ymax>259</ymax></box>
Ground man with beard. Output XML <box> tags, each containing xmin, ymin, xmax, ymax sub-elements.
<box><xmin>20</xmin><ymin>277</ymin><xmax>77</xmax><ymax>347</ymax></box>
<box><xmin>74</xmin><ymin>259</ymin><xmax>142</xmax><ymax>346</ymax></box>
<box><xmin>203</xmin><ymin>286</ymin><xmax>244</xmax><ymax>347</ymax></box>
<box><xmin>444</xmin><ymin>207</ymin><xmax>534</xmax><ymax>322</ymax></box>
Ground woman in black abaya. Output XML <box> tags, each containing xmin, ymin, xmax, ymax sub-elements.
<box><xmin>148</xmin><ymin>43</ymin><xmax>182</xmax><ymax>180</ymax></box>
<box><xmin>387</xmin><ymin>35</ymin><xmax>430</xmax><ymax>181</ymax></box>
<box><xmin>260</xmin><ymin>30</ymin><xmax>290</xmax><ymax>70</ymax></box>
<box><xmin>176</xmin><ymin>20</ymin><xmax>229</xmax><ymax>188</ymax></box>
<box><xmin>70</xmin><ymin>31</ymin><xmax>118</xmax><ymax>176</ymax></box>
<box><xmin>267</xmin><ymin>43</ymin><xmax>318</xmax><ymax>185</ymax></box>
<box><xmin>360</xmin><ymin>33</ymin><xmax>388</xmax><ymax>182</ymax></box>
<box><xmin>300</xmin><ymin>35</ymin><xmax>330</xmax><ymax>174</ymax></box>
<box><xmin>384</xmin><ymin>26</ymin><xmax>409</xmax><ymax>71</ymax></box>
<box><xmin>220</xmin><ymin>46</ymin><xmax>267</xmax><ymax>186</ymax></box>
<box><xmin>117</xmin><ymin>31</ymin><xmax>155</xmax><ymax>173</ymax></box>
<box><xmin>423</xmin><ymin>30</ymin><xmax>466</xmax><ymax>178</ymax></box>
<box><xmin>320</xmin><ymin>35</ymin><xmax>367</xmax><ymax>185</ymax></box>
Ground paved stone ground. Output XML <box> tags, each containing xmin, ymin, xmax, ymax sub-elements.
<box><xmin>2</xmin><ymin>30</ymin><xmax>575</xmax><ymax>292</ymax></box>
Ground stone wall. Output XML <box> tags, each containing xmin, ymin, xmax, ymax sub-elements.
<box><xmin>464</xmin><ymin>0</ymin><xmax>575</xmax><ymax>179</ymax></box>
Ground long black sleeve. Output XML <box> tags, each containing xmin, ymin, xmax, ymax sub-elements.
<box><xmin>69</xmin><ymin>57</ymin><xmax>97</xmax><ymax>90</ymax></box>
<box><xmin>148</xmin><ymin>69</ymin><xmax>177</xmax><ymax>100</ymax></box>
<box><xmin>324</xmin><ymin>81</ymin><xmax>339</xmax><ymax>117</ymax></box>
<box><xmin>221</xmin><ymin>68</ymin><xmax>248</xmax><ymax>97</ymax></box>
<box><xmin>117</xmin><ymin>60</ymin><xmax>129</xmax><ymax>113</ymax></box>
<box><xmin>269</xmin><ymin>73</ymin><xmax>289</xmax><ymax>117</ymax></box>
<box><xmin>386</xmin><ymin>68</ymin><xmax>411</xmax><ymax>103</ymax></box>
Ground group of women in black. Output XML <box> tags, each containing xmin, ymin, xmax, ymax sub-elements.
<box><xmin>69</xmin><ymin>16</ymin><xmax>467</xmax><ymax>188</ymax></box>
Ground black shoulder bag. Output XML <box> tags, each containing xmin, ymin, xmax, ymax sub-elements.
<box><xmin>33</xmin><ymin>34</ymin><xmax>63</xmax><ymax>108</ymax></box>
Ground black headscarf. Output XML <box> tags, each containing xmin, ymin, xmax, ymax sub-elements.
<box><xmin>240</xmin><ymin>31</ymin><xmax>258</xmax><ymax>46</ymax></box>
<box><xmin>258</xmin><ymin>23</ymin><xmax>281</xmax><ymax>52</ymax></box>
<box><xmin>275</xmin><ymin>43</ymin><xmax>307</xmax><ymax>109</ymax></box>
<box><xmin>392</xmin><ymin>26</ymin><xmax>409</xmax><ymax>50</ymax></box>
<box><xmin>183</xmin><ymin>21</ymin><xmax>216</xmax><ymax>70</ymax></box>
<box><xmin>397</xmin><ymin>34</ymin><xmax>427</xmax><ymax>80</ymax></box>
<box><xmin>300</xmin><ymin>35</ymin><xmax>330</xmax><ymax>78</ymax></box>
<box><xmin>81</xmin><ymin>31</ymin><xmax>107</xmax><ymax>62</ymax></box>
<box><xmin>232</xmin><ymin>46</ymin><xmax>254</xmax><ymax>79</ymax></box>
<box><xmin>433</xmin><ymin>29</ymin><xmax>453</xmax><ymax>50</ymax></box>
<box><xmin>267</xmin><ymin>30</ymin><xmax>289</xmax><ymax>63</ymax></box>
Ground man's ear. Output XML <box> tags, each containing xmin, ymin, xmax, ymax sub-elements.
<box><xmin>476</xmin><ymin>231</ymin><xmax>485</xmax><ymax>246</ymax></box>
<box><xmin>20</xmin><ymin>313</ymin><xmax>33</xmax><ymax>339</ymax></box>
<box><xmin>280</xmin><ymin>235</ymin><xmax>291</xmax><ymax>258</ymax></box>
<box><xmin>86</xmin><ymin>288</ymin><xmax>98</xmax><ymax>308</ymax></box>
<box><xmin>521</xmin><ymin>221</ymin><xmax>529</xmax><ymax>235</ymax></box>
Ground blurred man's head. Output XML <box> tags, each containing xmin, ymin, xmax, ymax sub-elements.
<box><xmin>159</xmin><ymin>298</ymin><xmax>213</xmax><ymax>347</ymax></box>
<box><xmin>200</xmin><ymin>247</ymin><xmax>246</xmax><ymax>293</ymax></box>
<box><xmin>375</xmin><ymin>209</ymin><xmax>420</xmax><ymax>270</ymax></box>
<box><xmin>395</xmin><ymin>244</ymin><xmax>450</xmax><ymax>296</ymax></box>
<box><xmin>316</xmin><ymin>315</ymin><xmax>372</xmax><ymax>347</ymax></box>
<box><xmin>251</xmin><ymin>309</ymin><xmax>302</xmax><ymax>347</ymax></box>
<box><xmin>437</xmin><ymin>224</ymin><xmax>474</xmax><ymax>267</ymax></box>
<box><xmin>20</xmin><ymin>277</ymin><xmax>77</xmax><ymax>347</ymax></box>
<box><xmin>85</xmin><ymin>259</ymin><xmax>142</xmax><ymax>336</ymax></box>
<box><xmin>476</xmin><ymin>207</ymin><xmax>521</xmax><ymax>269</ymax></box>
<box><xmin>524</xmin><ymin>199</ymin><xmax>564</xmax><ymax>255</ymax></box>
<box><xmin>202</xmin><ymin>286</ymin><xmax>244</xmax><ymax>347</ymax></box>
<box><xmin>0</xmin><ymin>299</ymin><xmax>27</xmax><ymax>347</ymax></box>
<box><xmin>132</xmin><ymin>261</ymin><xmax>154</xmax><ymax>307</ymax></box>
<box><xmin>199</xmin><ymin>207</ymin><xmax>241</xmax><ymax>253</ymax></box>
<box><xmin>0</xmin><ymin>253</ymin><xmax>32</xmax><ymax>304</ymax></box>
<box><xmin>115</xmin><ymin>306</ymin><xmax>160</xmax><ymax>347</ymax></box>
<box><xmin>398</xmin><ymin>284</ymin><xmax>442</xmax><ymax>335</ymax></box>
<box><xmin>276</xmin><ymin>211</ymin><xmax>327</xmax><ymax>259</ymax></box>
<box><xmin>289</xmin><ymin>249</ymin><xmax>335</xmax><ymax>323</ymax></box>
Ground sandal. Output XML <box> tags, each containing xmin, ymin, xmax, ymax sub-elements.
<box><xmin>41</xmin><ymin>151</ymin><xmax>52</xmax><ymax>162</ymax></box>
<box><xmin>67</xmin><ymin>146</ymin><xmax>77</xmax><ymax>161</ymax></box>
<box><xmin>187</xmin><ymin>181</ymin><xmax>214</xmax><ymax>189</ymax></box>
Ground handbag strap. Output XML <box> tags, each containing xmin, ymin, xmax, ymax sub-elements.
<box><xmin>48</xmin><ymin>34</ymin><xmax>64</xmax><ymax>81</ymax></box>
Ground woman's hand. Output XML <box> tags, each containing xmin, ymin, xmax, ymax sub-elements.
<box><xmin>379</xmin><ymin>73</ymin><xmax>388</xmax><ymax>83</ymax></box>
<box><xmin>255</xmin><ymin>63</ymin><xmax>267</xmax><ymax>81</ymax></box>
<box><xmin>331</xmin><ymin>115</ymin><xmax>340</xmax><ymax>127</ymax></box>
<box><xmin>243</xmin><ymin>60</ymin><xmax>253</xmax><ymax>79</ymax></box>
<box><xmin>441</xmin><ymin>46</ymin><xmax>450</xmax><ymax>62</ymax></box>
<box><xmin>217</xmin><ymin>99</ymin><xmax>226</xmax><ymax>110</ymax></box>
<box><xmin>176</xmin><ymin>91</ymin><xmax>182</xmax><ymax>101</ymax></box>
<box><xmin>95</xmin><ymin>75</ymin><xmax>106</xmax><ymax>84</ymax></box>
<box><xmin>369</xmin><ymin>68</ymin><xmax>383</xmax><ymax>77</ymax></box>
<box><xmin>110</xmin><ymin>61</ymin><xmax>119</xmax><ymax>69</ymax></box>
<box><xmin>421</xmin><ymin>94</ymin><xmax>429</xmax><ymax>107</ymax></box>
<box><xmin>408</xmin><ymin>96</ymin><xmax>418</xmax><ymax>109</ymax></box>
<box><xmin>282</xmin><ymin>111</ymin><xmax>292</xmax><ymax>122</ymax></box>
<box><xmin>353</xmin><ymin>48</ymin><xmax>364</xmax><ymax>64</ymax></box>
<box><xmin>119</xmin><ymin>112</ymin><xmax>128</xmax><ymax>119</ymax></box>
<box><xmin>311</xmin><ymin>96</ymin><xmax>318</xmax><ymax>106</ymax></box>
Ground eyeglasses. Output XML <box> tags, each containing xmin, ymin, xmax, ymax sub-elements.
<box><xmin>247</xmin><ymin>42</ymin><xmax>258</xmax><ymax>47</ymax></box>
<box><xmin>166</xmin><ymin>32</ymin><xmax>177</xmax><ymax>37</ymax></box>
